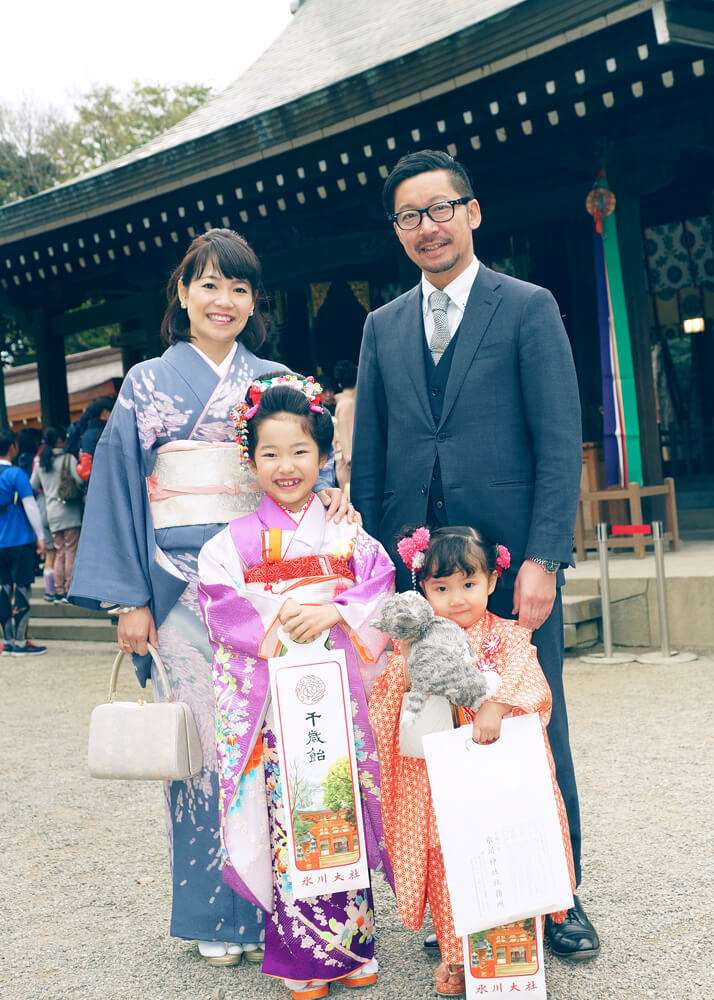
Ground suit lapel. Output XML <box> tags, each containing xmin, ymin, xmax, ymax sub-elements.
<box><xmin>398</xmin><ymin>285</ymin><xmax>434</xmax><ymax>425</ymax></box>
<box><xmin>438</xmin><ymin>266</ymin><xmax>502</xmax><ymax>429</ymax></box>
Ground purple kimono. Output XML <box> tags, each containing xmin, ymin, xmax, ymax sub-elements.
<box><xmin>197</xmin><ymin>494</ymin><xmax>395</xmax><ymax>982</ymax></box>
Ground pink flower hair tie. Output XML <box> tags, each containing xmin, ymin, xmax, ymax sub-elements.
<box><xmin>495</xmin><ymin>544</ymin><xmax>511</xmax><ymax>577</ymax></box>
<box><xmin>397</xmin><ymin>526</ymin><xmax>431</xmax><ymax>588</ymax></box>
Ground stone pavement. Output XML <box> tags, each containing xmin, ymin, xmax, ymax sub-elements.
<box><xmin>2</xmin><ymin>641</ymin><xmax>711</xmax><ymax>1000</ymax></box>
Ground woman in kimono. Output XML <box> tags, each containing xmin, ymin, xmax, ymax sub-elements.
<box><xmin>197</xmin><ymin>378</ymin><xmax>395</xmax><ymax>999</ymax></box>
<box><xmin>70</xmin><ymin>230</ymin><xmax>351</xmax><ymax>965</ymax></box>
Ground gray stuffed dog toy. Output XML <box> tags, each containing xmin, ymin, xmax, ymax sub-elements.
<box><xmin>372</xmin><ymin>591</ymin><xmax>501</xmax><ymax>725</ymax></box>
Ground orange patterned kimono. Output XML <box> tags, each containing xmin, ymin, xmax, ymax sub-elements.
<box><xmin>368</xmin><ymin>610</ymin><xmax>576</xmax><ymax>964</ymax></box>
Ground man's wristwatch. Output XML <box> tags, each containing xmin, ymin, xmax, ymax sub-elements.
<box><xmin>526</xmin><ymin>556</ymin><xmax>559</xmax><ymax>574</ymax></box>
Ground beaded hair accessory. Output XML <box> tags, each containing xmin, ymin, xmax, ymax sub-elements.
<box><xmin>231</xmin><ymin>373</ymin><xmax>324</xmax><ymax>464</ymax></box>
<box><xmin>396</xmin><ymin>526</ymin><xmax>512</xmax><ymax>589</ymax></box>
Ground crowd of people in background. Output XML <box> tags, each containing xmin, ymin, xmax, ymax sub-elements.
<box><xmin>0</xmin><ymin>395</ymin><xmax>114</xmax><ymax>655</ymax></box>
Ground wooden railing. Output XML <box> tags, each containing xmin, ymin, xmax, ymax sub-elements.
<box><xmin>574</xmin><ymin>478</ymin><xmax>680</xmax><ymax>560</ymax></box>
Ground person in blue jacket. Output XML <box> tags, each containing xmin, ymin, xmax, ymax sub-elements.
<box><xmin>0</xmin><ymin>431</ymin><xmax>47</xmax><ymax>656</ymax></box>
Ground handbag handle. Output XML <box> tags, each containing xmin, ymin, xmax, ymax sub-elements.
<box><xmin>107</xmin><ymin>643</ymin><xmax>171</xmax><ymax>702</ymax></box>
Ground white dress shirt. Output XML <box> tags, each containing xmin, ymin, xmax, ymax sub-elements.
<box><xmin>188</xmin><ymin>340</ymin><xmax>237</xmax><ymax>378</ymax></box>
<box><xmin>421</xmin><ymin>255</ymin><xmax>480</xmax><ymax>345</ymax></box>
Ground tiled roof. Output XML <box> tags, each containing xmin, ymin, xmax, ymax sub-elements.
<box><xmin>71</xmin><ymin>1</ymin><xmax>526</xmax><ymax>183</ymax></box>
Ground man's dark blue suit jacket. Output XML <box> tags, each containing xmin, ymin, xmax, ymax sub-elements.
<box><xmin>351</xmin><ymin>263</ymin><xmax>582</xmax><ymax>591</ymax></box>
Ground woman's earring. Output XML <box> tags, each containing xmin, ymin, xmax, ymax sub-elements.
<box><xmin>249</xmin><ymin>308</ymin><xmax>254</xmax><ymax>317</ymax></box>
<box><xmin>180</xmin><ymin>301</ymin><xmax>187</xmax><ymax>310</ymax></box>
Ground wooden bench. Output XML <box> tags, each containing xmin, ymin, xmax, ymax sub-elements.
<box><xmin>574</xmin><ymin>478</ymin><xmax>680</xmax><ymax>560</ymax></box>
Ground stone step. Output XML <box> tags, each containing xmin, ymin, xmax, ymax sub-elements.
<box><xmin>562</xmin><ymin>594</ymin><xmax>601</xmax><ymax>650</ymax></box>
<box><xmin>30</xmin><ymin>618</ymin><xmax>116</xmax><ymax>642</ymax></box>
<box><xmin>562</xmin><ymin>594</ymin><xmax>601</xmax><ymax>624</ymax></box>
<box><xmin>28</xmin><ymin>594</ymin><xmax>604</xmax><ymax>646</ymax></box>
<box><xmin>29</xmin><ymin>598</ymin><xmax>106</xmax><ymax>619</ymax></box>
<box><xmin>563</xmin><ymin>620</ymin><xmax>599</xmax><ymax>650</ymax></box>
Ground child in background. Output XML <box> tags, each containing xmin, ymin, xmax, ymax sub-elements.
<box><xmin>197</xmin><ymin>375</ymin><xmax>395</xmax><ymax>1000</ymax></box>
<box><xmin>368</xmin><ymin>525</ymin><xmax>575</xmax><ymax>997</ymax></box>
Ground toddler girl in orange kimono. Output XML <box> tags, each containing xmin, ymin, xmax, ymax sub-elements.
<box><xmin>368</xmin><ymin>525</ymin><xmax>576</xmax><ymax>996</ymax></box>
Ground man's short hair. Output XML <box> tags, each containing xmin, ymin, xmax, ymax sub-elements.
<box><xmin>382</xmin><ymin>149</ymin><xmax>475</xmax><ymax>215</ymax></box>
<box><xmin>0</xmin><ymin>431</ymin><xmax>17</xmax><ymax>456</ymax></box>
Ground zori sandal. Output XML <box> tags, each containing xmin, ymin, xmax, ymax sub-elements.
<box><xmin>242</xmin><ymin>943</ymin><xmax>265</xmax><ymax>964</ymax></box>
<box><xmin>196</xmin><ymin>940</ymin><xmax>243</xmax><ymax>966</ymax></box>
<box><xmin>341</xmin><ymin>958</ymin><xmax>379</xmax><ymax>989</ymax></box>
<box><xmin>283</xmin><ymin>978</ymin><xmax>329</xmax><ymax>1000</ymax></box>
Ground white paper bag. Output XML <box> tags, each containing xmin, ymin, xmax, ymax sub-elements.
<box><xmin>268</xmin><ymin>632</ymin><xmax>369</xmax><ymax>900</ymax></box>
<box><xmin>424</xmin><ymin>715</ymin><xmax>573</xmax><ymax>935</ymax></box>
<box><xmin>464</xmin><ymin>915</ymin><xmax>547</xmax><ymax>999</ymax></box>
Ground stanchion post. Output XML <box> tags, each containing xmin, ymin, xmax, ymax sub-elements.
<box><xmin>597</xmin><ymin>522</ymin><xmax>613</xmax><ymax>659</ymax></box>
<box><xmin>652</xmin><ymin>521</ymin><xmax>670</xmax><ymax>658</ymax></box>
<box><xmin>636</xmin><ymin>521</ymin><xmax>697</xmax><ymax>664</ymax></box>
<box><xmin>580</xmin><ymin>523</ymin><xmax>637</xmax><ymax>664</ymax></box>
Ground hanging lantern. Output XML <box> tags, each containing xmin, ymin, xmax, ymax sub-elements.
<box><xmin>586</xmin><ymin>170</ymin><xmax>616</xmax><ymax>234</ymax></box>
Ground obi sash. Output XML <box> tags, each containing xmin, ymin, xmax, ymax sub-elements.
<box><xmin>244</xmin><ymin>555</ymin><xmax>355</xmax><ymax>588</ymax></box>
<box><xmin>241</xmin><ymin>570</ymin><xmax>355</xmax><ymax>660</ymax></box>
<box><xmin>147</xmin><ymin>440</ymin><xmax>261</xmax><ymax>529</ymax></box>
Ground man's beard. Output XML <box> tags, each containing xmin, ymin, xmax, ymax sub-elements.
<box><xmin>421</xmin><ymin>252</ymin><xmax>460</xmax><ymax>274</ymax></box>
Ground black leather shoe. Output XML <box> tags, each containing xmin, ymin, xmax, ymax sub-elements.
<box><xmin>424</xmin><ymin>933</ymin><xmax>440</xmax><ymax>950</ymax></box>
<box><xmin>545</xmin><ymin>895</ymin><xmax>600</xmax><ymax>960</ymax></box>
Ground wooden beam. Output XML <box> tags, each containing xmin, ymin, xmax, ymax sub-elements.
<box><xmin>653</xmin><ymin>0</ymin><xmax>714</xmax><ymax>49</ymax></box>
<box><xmin>54</xmin><ymin>297</ymin><xmax>144</xmax><ymax>338</ymax></box>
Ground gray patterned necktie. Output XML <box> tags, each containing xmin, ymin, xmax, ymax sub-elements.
<box><xmin>428</xmin><ymin>289</ymin><xmax>451</xmax><ymax>364</ymax></box>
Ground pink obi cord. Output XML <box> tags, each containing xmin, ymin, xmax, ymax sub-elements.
<box><xmin>146</xmin><ymin>475</ymin><xmax>242</xmax><ymax>503</ymax></box>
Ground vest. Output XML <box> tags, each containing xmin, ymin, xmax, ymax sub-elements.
<box><xmin>423</xmin><ymin>325</ymin><xmax>460</xmax><ymax>526</ymax></box>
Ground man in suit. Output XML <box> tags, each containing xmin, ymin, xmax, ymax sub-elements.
<box><xmin>351</xmin><ymin>149</ymin><xmax>599</xmax><ymax>960</ymax></box>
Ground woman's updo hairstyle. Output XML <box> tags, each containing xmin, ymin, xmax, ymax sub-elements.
<box><xmin>245</xmin><ymin>374</ymin><xmax>334</xmax><ymax>461</ymax></box>
<box><xmin>160</xmin><ymin>228</ymin><xmax>267</xmax><ymax>351</ymax></box>
<box><xmin>396</xmin><ymin>524</ymin><xmax>500</xmax><ymax>584</ymax></box>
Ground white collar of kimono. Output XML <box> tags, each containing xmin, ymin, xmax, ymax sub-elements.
<box><xmin>277</xmin><ymin>496</ymin><xmax>314</xmax><ymax>523</ymax></box>
<box><xmin>188</xmin><ymin>340</ymin><xmax>237</xmax><ymax>378</ymax></box>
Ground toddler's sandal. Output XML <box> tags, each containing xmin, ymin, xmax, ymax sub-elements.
<box><xmin>434</xmin><ymin>962</ymin><xmax>465</xmax><ymax>996</ymax></box>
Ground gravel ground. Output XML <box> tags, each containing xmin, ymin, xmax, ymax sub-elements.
<box><xmin>2</xmin><ymin>640</ymin><xmax>711</xmax><ymax>1000</ymax></box>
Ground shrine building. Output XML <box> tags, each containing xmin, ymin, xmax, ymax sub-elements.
<box><xmin>295</xmin><ymin>808</ymin><xmax>359</xmax><ymax>870</ymax></box>
<box><xmin>0</xmin><ymin>0</ymin><xmax>712</xmax><ymax>494</ymax></box>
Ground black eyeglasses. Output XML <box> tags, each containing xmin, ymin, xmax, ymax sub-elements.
<box><xmin>389</xmin><ymin>196</ymin><xmax>472</xmax><ymax>231</ymax></box>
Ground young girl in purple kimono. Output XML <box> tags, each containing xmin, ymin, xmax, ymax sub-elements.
<box><xmin>197</xmin><ymin>376</ymin><xmax>395</xmax><ymax>1000</ymax></box>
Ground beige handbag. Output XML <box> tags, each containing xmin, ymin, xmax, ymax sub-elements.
<box><xmin>88</xmin><ymin>644</ymin><xmax>203</xmax><ymax>780</ymax></box>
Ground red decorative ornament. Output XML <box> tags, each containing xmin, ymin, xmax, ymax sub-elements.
<box><xmin>586</xmin><ymin>171</ymin><xmax>616</xmax><ymax>234</ymax></box>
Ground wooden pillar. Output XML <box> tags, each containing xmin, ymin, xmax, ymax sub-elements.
<box><xmin>0</xmin><ymin>300</ymin><xmax>17</xmax><ymax>430</ymax></box>
<box><xmin>0</xmin><ymin>359</ymin><xmax>8</xmax><ymax>432</ymax></box>
<box><xmin>37</xmin><ymin>308</ymin><xmax>70</xmax><ymax>429</ymax></box>
<box><xmin>562</xmin><ymin>220</ymin><xmax>603</xmax><ymax>445</ymax></box>
<box><xmin>611</xmin><ymin>180</ymin><xmax>663</xmax><ymax>486</ymax></box>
